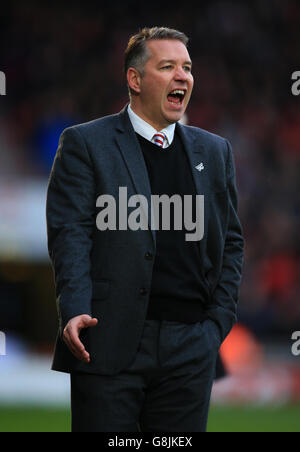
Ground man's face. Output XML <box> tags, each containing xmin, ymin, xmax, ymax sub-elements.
<box><xmin>132</xmin><ymin>39</ymin><xmax>194</xmax><ymax>130</ymax></box>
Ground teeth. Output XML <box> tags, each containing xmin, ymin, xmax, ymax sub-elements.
<box><xmin>170</xmin><ymin>89</ymin><xmax>185</xmax><ymax>96</ymax></box>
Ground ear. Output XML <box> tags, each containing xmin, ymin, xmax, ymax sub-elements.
<box><xmin>127</xmin><ymin>67</ymin><xmax>141</xmax><ymax>94</ymax></box>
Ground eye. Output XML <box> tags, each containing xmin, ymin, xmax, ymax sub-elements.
<box><xmin>161</xmin><ymin>65</ymin><xmax>172</xmax><ymax>70</ymax></box>
<box><xmin>183</xmin><ymin>66</ymin><xmax>192</xmax><ymax>72</ymax></box>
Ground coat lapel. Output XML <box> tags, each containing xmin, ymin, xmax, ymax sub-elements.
<box><xmin>114</xmin><ymin>106</ymin><xmax>156</xmax><ymax>248</ymax></box>
<box><xmin>176</xmin><ymin>123</ymin><xmax>211</xmax><ymax>273</ymax></box>
<box><xmin>176</xmin><ymin>123</ymin><xmax>210</xmax><ymax>198</ymax></box>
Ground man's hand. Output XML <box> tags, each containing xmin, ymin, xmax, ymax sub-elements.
<box><xmin>63</xmin><ymin>315</ymin><xmax>98</xmax><ymax>363</ymax></box>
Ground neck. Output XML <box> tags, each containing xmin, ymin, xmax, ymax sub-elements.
<box><xmin>129</xmin><ymin>103</ymin><xmax>171</xmax><ymax>131</ymax></box>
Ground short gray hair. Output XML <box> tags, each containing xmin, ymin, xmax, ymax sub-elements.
<box><xmin>124</xmin><ymin>27</ymin><xmax>189</xmax><ymax>80</ymax></box>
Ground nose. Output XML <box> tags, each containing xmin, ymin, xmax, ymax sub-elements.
<box><xmin>174</xmin><ymin>65</ymin><xmax>190</xmax><ymax>82</ymax></box>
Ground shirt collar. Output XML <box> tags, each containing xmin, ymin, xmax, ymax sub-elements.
<box><xmin>127</xmin><ymin>104</ymin><xmax>176</xmax><ymax>147</ymax></box>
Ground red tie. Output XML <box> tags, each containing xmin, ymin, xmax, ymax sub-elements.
<box><xmin>153</xmin><ymin>133</ymin><xmax>166</xmax><ymax>148</ymax></box>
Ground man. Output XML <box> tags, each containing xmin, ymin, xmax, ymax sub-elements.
<box><xmin>46</xmin><ymin>27</ymin><xmax>244</xmax><ymax>432</ymax></box>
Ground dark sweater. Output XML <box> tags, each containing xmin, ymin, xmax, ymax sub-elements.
<box><xmin>136</xmin><ymin>129</ymin><xmax>209</xmax><ymax>323</ymax></box>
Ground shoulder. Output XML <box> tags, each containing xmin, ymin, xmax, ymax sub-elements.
<box><xmin>62</xmin><ymin>112</ymin><xmax>120</xmax><ymax>141</ymax></box>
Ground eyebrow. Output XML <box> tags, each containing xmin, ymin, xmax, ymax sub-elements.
<box><xmin>158</xmin><ymin>59</ymin><xmax>192</xmax><ymax>66</ymax></box>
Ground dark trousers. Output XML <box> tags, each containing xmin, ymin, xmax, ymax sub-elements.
<box><xmin>71</xmin><ymin>319</ymin><xmax>219</xmax><ymax>432</ymax></box>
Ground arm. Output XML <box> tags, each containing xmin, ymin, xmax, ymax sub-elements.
<box><xmin>46</xmin><ymin>127</ymin><xmax>97</xmax><ymax>343</ymax></box>
<box><xmin>206</xmin><ymin>140</ymin><xmax>245</xmax><ymax>343</ymax></box>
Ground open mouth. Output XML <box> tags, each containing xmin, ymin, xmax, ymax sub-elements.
<box><xmin>167</xmin><ymin>89</ymin><xmax>186</xmax><ymax>106</ymax></box>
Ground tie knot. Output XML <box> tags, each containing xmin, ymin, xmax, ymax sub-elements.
<box><xmin>153</xmin><ymin>132</ymin><xmax>166</xmax><ymax>148</ymax></box>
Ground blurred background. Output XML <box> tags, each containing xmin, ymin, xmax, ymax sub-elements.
<box><xmin>0</xmin><ymin>0</ymin><xmax>299</xmax><ymax>432</ymax></box>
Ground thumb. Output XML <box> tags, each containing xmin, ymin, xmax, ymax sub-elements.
<box><xmin>82</xmin><ymin>316</ymin><xmax>98</xmax><ymax>328</ymax></box>
<box><xmin>88</xmin><ymin>317</ymin><xmax>98</xmax><ymax>327</ymax></box>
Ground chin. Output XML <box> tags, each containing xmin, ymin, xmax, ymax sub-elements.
<box><xmin>165</xmin><ymin>112</ymin><xmax>184</xmax><ymax>124</ymax></box>
<box><xmin>163</xmin><ymin>108</ymin><xmax>184</xmax><ymax>122</ymax></box>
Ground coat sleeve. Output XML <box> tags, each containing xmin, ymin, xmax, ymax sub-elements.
<box><xmin>46</xmin><ymin>126</ymin><xmax>95</xmax><ymax>333</ymax></box>
<box><xmin>206</xmin><ymin>139</ymin><xmax>245</xmax><ymax>342</ymax></box>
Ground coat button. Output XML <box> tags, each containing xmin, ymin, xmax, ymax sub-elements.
<box><xmin>145</xmin><ymin>252</ymin><xmax>153</xmax><ymax>260</ymax></box>
<box><xmin>140</xmin><ymin>288</ymin><xmax>148</xmax><ymax>296</ymax></box>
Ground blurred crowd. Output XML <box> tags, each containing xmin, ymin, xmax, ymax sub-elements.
<box><xmin>0</xmin><ymin>0</ymin><xmax>299</xmax><ymax>342</ymax></box>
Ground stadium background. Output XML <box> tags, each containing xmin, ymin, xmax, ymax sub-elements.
<box><xmin>0</xmin><ymin>0</ymin><xmax>299</xmax><ymax>432</ymax></box>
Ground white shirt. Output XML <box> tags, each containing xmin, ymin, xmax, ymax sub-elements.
<box><xmin>127</xmin><ymin>104</ymin><xmax>176</xmax><ymax>148</ymax></box>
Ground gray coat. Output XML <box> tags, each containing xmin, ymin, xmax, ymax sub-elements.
<box><xmin>46</xmin><ymin>105</ymin><xmax>244</xmax><ymax>375</ymax></box>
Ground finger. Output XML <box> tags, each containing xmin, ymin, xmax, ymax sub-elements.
<box><xmin>63</xmin><ymin>329</ymin><xmax>83</xmax><ymax>360</ymax></box>
<box><xmin>64</xmin><ymin>328</ymin><xmax>90</xmax><ymax>362</ymax></box>
<box><xmin>69</xmin><ymin>330</ymin><xmax>90</xmax><ymax>362</ymax></box>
